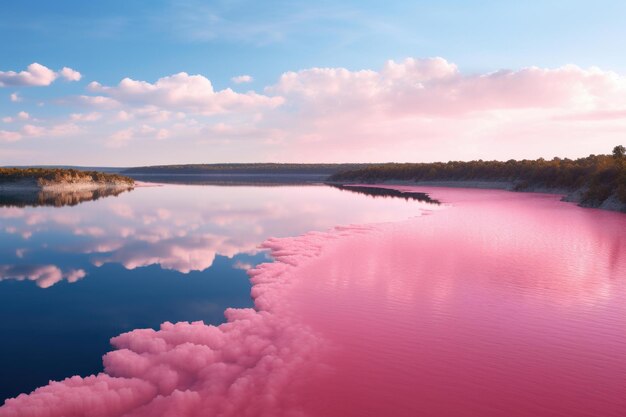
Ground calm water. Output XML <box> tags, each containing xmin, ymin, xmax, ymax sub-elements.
<box><xmin>0</xmin><ymin>183</ymin><xmax>428</xmax><ymax>402</ymax></box>
<box><xmin>291</xmin><ymin>186</ymin><xmax>626</xmax><ymax>417</ymax></box>
<box><xmin>1</xmin><ymin>184</ymin><xmax>624</xmax><ymax>417</ymax></box>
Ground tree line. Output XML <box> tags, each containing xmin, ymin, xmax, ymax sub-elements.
<box><xmin>0</xmin><ymin>168</ymin><xmax>134</xmax><ymax>185</ymax></box>
<box><xmin>329</xmin><ymin>146</ymin><xmax>626</xmax><ymax>206</ymax></box>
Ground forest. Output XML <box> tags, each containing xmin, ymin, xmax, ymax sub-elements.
<box><xmin>330</xmin><ymin>146</ymin><xmax>626</xmax><ymax>206</ymax></box>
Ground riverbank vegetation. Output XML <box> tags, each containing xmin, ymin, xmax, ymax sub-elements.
<box><xmin>330</xmin><ymin>146</ymin><xmax>626</xmax><ymax>209</ymax></box>
<box><xmin>0</xmin><ymin>168</ymin><xmax>134</xmax><ymax>187</ymax></box>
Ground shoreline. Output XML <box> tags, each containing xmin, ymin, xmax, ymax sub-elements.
<box><xmin>0</xmin><ymin>179</ymin><xmax>134</xmax><ymax>193</ymax></box>
<box><xmin>327</xmin><ymin>180</ymin><xmax>626</xmax><ymax>213</ymax></box>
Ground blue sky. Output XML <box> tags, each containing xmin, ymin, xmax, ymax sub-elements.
<box><xmin>5</xmin><ymin>0</ymin><xmax>626</xmax><ymax>83</ymax></box>
<box><xmin>2</xmin><ymin>0</ymin><xmax>626</xmax><ymax>165</ymax></box>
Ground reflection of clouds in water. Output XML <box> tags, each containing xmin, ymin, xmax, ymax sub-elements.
<box><xmin>4</xmin><ymin>226</ymin><xmax>32</xmax><ymax>239</ymax></box>
<box><xmin>0</xmin><ymin>225</ymin><xmax>345</xmax><ymax>417</ymax></box>
<box><xmin>73</xmin><ymin>226</ymin><xmax>106</xmax><ymax>237</ymax></box>
<box><xmin>109</xmin><ymin>203</ymin><xmax>134</xmax><ymax>218</ymax></box>
<box><xmin>233</xmin><ymin>261</ymin><xmax>253</xmax><ymax>271</ymax></box>
<box><xmin>0</xmin><ymin>185</ymin><xmax>423</xmax><ymax>276</ymax></box>
<box><xmin>0</xmin><ymin>208</ymin><xmax>22</xmax><ymax>219</ymax></box>
<box><xmin>0</xmin><ymin>265</ymin><xmax>86</xmax><ymax>288</ymax></box>
<box><xmin>91</xmin><ymin>234</ymin><xmax>259</xmax><ymax>274</ymax></box>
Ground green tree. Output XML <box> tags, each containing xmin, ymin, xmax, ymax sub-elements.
<box><xmin>613</xmin><ymin>145</ymin><xmax>625</xmax><ymax>166</ymax></box>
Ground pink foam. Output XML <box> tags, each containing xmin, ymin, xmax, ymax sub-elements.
<box><xmin>0</xmin><ymin>221</ymin><xmax>374</xmax><ymax>417</ymax></box>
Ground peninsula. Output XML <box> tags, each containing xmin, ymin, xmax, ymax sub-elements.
<box><xmin>0</xmin><ymin>168</ymin><xmax>134</xmax><ymax>193</ymax></box>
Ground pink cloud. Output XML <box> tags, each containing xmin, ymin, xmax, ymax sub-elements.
<box><xmin>4</xmin><ymin>57</ymin><xmax>626</xmax><ymax>163</ymax></box>
<box><xmin>107</xmin><ymin>125</ymin><xmax>170</xmax><ymax>148</ymax></box>
<box><xmin>0</xmin><ymin>63</ymin><xmax>81</xmax><ymax>87</ymax></box>
<box><xmin>260</xmin><ymin>58</ymin><xmax>626</xmax><ymax>161</ymax></box>
<box><xmin>0</xmin><ymin>130</ymin><xmax>21</xmax><ymax>142</ymax></box>
<box><xmin>552</xmin><ymin>109</ymin><xmax>626</xmax><ymax>121</ymax></box>
<box><xmin>268</xmin><ymin>58</ymin><xmax>626</xmax><ymax>117</ymax></box>
<box><xmin>0</xmin><ymin>121</ymin><xmax>81</xmax><ymax>143</ymax></box>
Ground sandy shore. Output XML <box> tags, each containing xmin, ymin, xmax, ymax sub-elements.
<box><xmin>0</xmin><ymin>178</ymin><xmax>134</xmax><ymax>192</ymax></box>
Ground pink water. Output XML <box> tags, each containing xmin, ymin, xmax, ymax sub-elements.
<box><xmin>2</xmin><ymin>186</ymin><xmax>625</xmax><ymax>417</ymax></box>
<box><xmin>290</xmin><ymin>187</ymin><xmax>626</xmax><ymax>417</ymax></box>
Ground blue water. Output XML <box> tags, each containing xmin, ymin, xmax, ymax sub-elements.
<box><xmin>0</xmin><ymin>183</ymin><xmax>428</xmax><ymax>402</ymax></box>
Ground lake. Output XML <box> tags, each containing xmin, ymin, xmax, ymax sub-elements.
<box><xmin>0</xmin><ymin>183</ymin><xmax>431</xmax><ymax>403</ymax></box>
<box><xmin>0</xmin><ymin>184</ymin><xmax>624</xmax><ymax>417</ymax></box>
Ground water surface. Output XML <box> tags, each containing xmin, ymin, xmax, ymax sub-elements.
<box><xmin>0</xmin><ymin>183</ymin><xmax>427</xmax><ymax>402</ymax></box>
<box><xmin>1</xmin><ymin>184</ymin><xmax>624</xmax><ymax>417</ymax></box>
<box><xmin>291</xmin><ymin>186</ymin><xmax>626</xmax><ymax>417</ymax></box>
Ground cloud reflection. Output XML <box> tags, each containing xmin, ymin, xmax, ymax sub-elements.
<box><xmin>0</xmin><ymin>265</ymin><xmax>86</xmax><ymax>288</ymax></box>
<box><xmin>0</xmin><ymin>184</ymin><xmax>427</xmax><ymax>283</ymax></box>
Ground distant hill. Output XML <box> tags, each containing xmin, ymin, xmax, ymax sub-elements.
<box><xmin>123</xmin><ymin>163</ymin><xmax>372</xmax><ymax>175</ymax></box>
<box><xmin>121</xmin><ymin>163</ymin><xmax>376</xmax><ymax>185</ymax></box>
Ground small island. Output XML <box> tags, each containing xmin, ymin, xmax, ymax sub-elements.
<box><xmin>0</xmin><ymin>168</ymin><xmax>135</xmax><ymax>207</ymax></box>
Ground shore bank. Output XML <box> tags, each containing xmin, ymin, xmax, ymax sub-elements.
<box><xmin>0</xmin><ymin>179</ymin><xmax>134</xmax><ymax>192</ymax></box>
<box><xmin>1</xmin><ymin>168</ymin><xmax>134</xmax><ymax>193</ymax></box>
<box><xmin>0</xmin><ymin>169</ymin><xmax>135</xmax><ymax>207</ymax></box>
<box><xmin>327</xmin><ymin>180</ymin><xmax>626</xmax><ymax>213</ymax></box>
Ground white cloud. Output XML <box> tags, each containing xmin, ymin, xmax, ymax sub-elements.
<box><xmin>60</xmin><ymin>67</ymin><xmax>82</xmax><ymax>82</ymax></box>
<box><xmin>87</xmin><ymin>72</ymin><xmax>283</xmax><ymax>115</ymax></box>
<box><xmin>10</xmin><ymin>92</ymin><xmax>21</xmax><ymax>102</ymax></box>
<box><xmin>232</xmin><ymin>74</ymin><xmax>253</xmax><ymax>84</ymax></box>
<box><xmin>72</xmin><ymin>95</ymin><xmax>121</xmax><ymax>109</ymax></box>
<box><xmin>0</xmin><ymin>63</ymin><xmax>82</xmax><ymax>87</ymax></box>
<box><xmin>17</xmin><ymin>111</ymin><xmax>30</xmax><ymax>120</ymax></box>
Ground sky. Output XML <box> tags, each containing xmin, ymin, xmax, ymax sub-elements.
<box><xmin>1</xmin><ymin>0</ymin><xmax>626</xmax><ymax>166</ymax></box>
